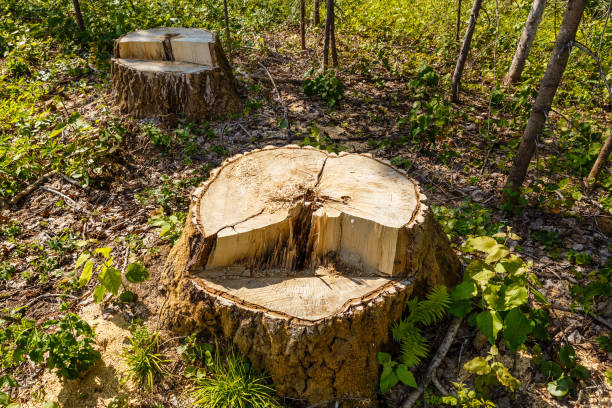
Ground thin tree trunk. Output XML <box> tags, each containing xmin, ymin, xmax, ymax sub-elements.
<box><xmin>314</xmin><ymin>0</ymin><xmax>320</xmax><ymax>26</ymax></box>
<box><xmin>451</xmin><ymin>0</ymin><xmax>483</xmax><ymax>103</ymax></box>
<box><xmin>455</xmin><ymin>0</ymin><xmax>462</xmax><ymax>41</ymax></box>
<box><xmin>587</xmin><ymin>133</ymin><xmax>612</xmax><ymax>186</ymax></box>
<box><xmin>330</xmin><ymin>0</ymin><xmax>337</xmax><ymax>67</ymax></box>
<box><xmin>504</xmin><ymin>0</ymin><xmax>587</xmax><ymax>196</ymax></box>
<box><xmin>323</xmin><ymin>0</ymin><xmax>332</xmax><ymax>69</ymax></box>
<box><xmin>300</xmin><ymin>0</ymin><xmax>306</xmax><ymax>50</ymax></box>
<box><xmin>503</xmin><ymin>0</ymin><xmax>547</xmax><ymax>86</ymax></box>
<box><xmin>72</xmin><ymin>0</ymin><xmax>85</xmax><ymax>32</ymax></box>
<box><xmin>223</xmin><ymin>0</ymin><xmax>231</xmax><ymax>58</ymax></box>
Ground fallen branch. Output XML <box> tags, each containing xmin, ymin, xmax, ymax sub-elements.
<box><xmin>258</xmin><ymin>63</ymin><xmax>290</xmax><ymax>141</ymax></box>
<box><xmin>402</xmin><ymin>317</ymin><xmax>463</xmax><ymax>408</ymax></box>
<box><xmin>22</xmin><ymin>293</ymin><xmax>78</xmax><ymax>310</ymax></box>
<box><xmin>40</xmin><ymin>185</ymin><xmax>80</xmax><ymax>211</ymax></box>
<box><xmin>8</xmin><ymin>170</ymin><xmax>57</xmax><ymax>207</ymax></box>
<box><xmin>550</xmin><ymin>302</ymin><xmax>612</xmax><ymax>331</ymax></box>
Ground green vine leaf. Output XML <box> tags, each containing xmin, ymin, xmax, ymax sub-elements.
<box><xmin>476</xmin><ymin>310</ymin><xmax>503</xmax><ymax>344</ymax></box>
<box><xmin>503</xmin><ymin>308</ymin><xmax>532</xmax><ymax>351</ymax></box>
<box><xmin>99</xmin><ymin>267</ymin><xmax>121</xmax><ymax>295</ymax></box>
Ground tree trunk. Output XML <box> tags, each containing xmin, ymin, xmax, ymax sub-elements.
<box><xmin>323</xmin><ymin>0</ymin><xmax>332</xmax><ymax>68</ymax></box>
<box><xmin>111</xmin><ymin>28</ymin><xmax>240</xmax><ymax>121</ymax></box>
<box><xmin>223</xmin><ymin>0</ymin><xmax>231</xmax><ymax>58</ymax></box>
<box><xmin>300</xmin><ymin>0</ymin><xmax>306</xmax><ymax>50</ymax></box>
<box><xmin>162</xmin><ymin>145</ymin><xmax>461</xmax><ymax>405</ymax></box>
<box><xmin>314</xmin><ymin>0</ymin><xmax>320</xmax><ymax>26</ymax></box>
<box><xmin>587</xmin><ymin>132</ymin><xmax>612</xmax><ymax>186</ymax></box>
<box><xmin>330</xmin><ymin>0</ymin><xmax>338</xmax><ymax>67</ymax></box>
<box><xmin>503</xmin><ymin>0</ymin><xmax>547</xmax><ymax>86</ymax></box>
<box><xmin>455</xmin><ymin>0</ymin><xmax>462</xmax><ymax>41</ymax></box>
<box><xmin>504</xmin><ymin>0</ymin><xmax>587</xmax><ymax>196</ymax></box>
<box><xmin>451</xmin><ymin>0</ymin><xmax>483</xmax><ymax>103</ymax></box>
<box><xmin>72</xmin><ymin>0</ymin><xmax>85</xmax><ymax>32</ymax></box>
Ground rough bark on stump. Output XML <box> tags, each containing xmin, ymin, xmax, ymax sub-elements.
<box><xmin>162</xmin><ymin>145</ymin><xmax>460</xmax><ymax>405</ymax></box>
<box><xmin>110</xmin><ymin>28</ymin><xmax>240</xmax><ymax>121</ymax></box>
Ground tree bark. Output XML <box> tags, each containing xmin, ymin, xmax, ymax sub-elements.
<box><xmin>300</xmin><ymin>0</ymin><xmax>306</xmax><ymax>50</ymax></box>
<box><xmin>503</xmin><ymin>0</ymin><xmax>547</xmax><ymax>86</ymax></box>
<box><xmin>223</xmin><ymin>0</ymin><xmax>231</xmax><ymax>58</ymax></box>
<box><xmin>323</xmin><ymin>0</ymin><xmax>332</xmax><ymax>68</ymax></box>
<box><xmin>330</xmin><ymin>0</ymin><xmax>338</xmax><ymax>67</ymax></box>
<box><xmin>455</xmin><ymin>0</ymin><xmax>462</xmax><ymax>41</ymax></box>
<box><xmin>451</xmin><ymin>0</ymin><xmax>483</xmax><ymax>103</ymax></box>
<box><xmin>587</xmin><ymin>132</ymin><xmax>612</xmax><ymax>186</ymax></box>
<box><xmin>72</xmin><ymin>0</ymin><xmax>85</xmax><ymax>32</ymax></box>
<box><xmin>162</xmin><ymin>145</ymin><xmax>461</xmax><ymax>405</ymax></box>
<box><xmin>314</xmin><ymin>0</ymin><xmax>320</xmax><ymax>26</ymax></box>
<box><xmin>504</xmin><ymin>0</ymin><xmax>587</xmax><ymax>196</ymax></box>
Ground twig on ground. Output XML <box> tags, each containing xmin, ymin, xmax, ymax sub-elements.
<box><xmin>258</xmin><ymin>63</ymin><xmax>290</xmax><ymax>141</ymax></box>
<box><xmin>402</xmin><ymin>317</ymin><xmax>463</xmax><ymax>408</ymax></box>
<box><xmin>23</xmin><ymin>293</ymin><xmax>78</xmax><ymax>310</ymax></box>
<box><xmin>431</xmin><ymin>369</ymin><xmax>449</xmax><ymax>396</ymax></box>
<box><xmin>551</xmin><ymin>302</ymin><xmax>612</xmax><ymax>331</ymax></box>
<box><xmin>8</xmin><ymin>170</ymin><xmax>57</xmax><ymax>207</ymax></box>
<box><xmin>59</xmin><ymin>173</ymin><xmax>86</xmax><ymax>189</ymax></box>
<box><xmin>40</xmin><ymin>185</ymin><xmax>80</xmax><ymax>210</ymax></box>
<box><xmin>237</xmin><ymin>123</ymin><xmax>252</xmax><ymax>139</ymax></box>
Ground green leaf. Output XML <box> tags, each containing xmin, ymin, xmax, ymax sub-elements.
<box><xmin>495</xmin><ymin>256</ymin><xmax>523</xmax><ymax>276</ymax></box>
<box><xmin>450</xmin><ymin>281</ymin><xmax>477</xmax><ymax>301</ymax></box>
<box><xmin>540</xmin><ymin>361</ymin><xmax>563</xmax><ymax>379</ymax></box>
<box><xmin>559</xmin><ymin>344</ymin><xmax>576</xmax><ymax>370</ymax></box>
<box><xmin>502</xmin><ymin>283</ymin><xmax>528</xmax><ymax>310</ymax></box>
<box><xmin>94</xmin><ymin>247</ymin><xmax>112</xmax><ymax>259</ymax></box>
<box><xmin>98</xmin><ymin>267</ymin><xmax>121</xmax><ymax>295</ymax></box>
<box><xmin>377</xmin><ymin>352</ymin><xmax>392</xmax><ymax>365</ymax></box>
<box><xmin>485</xmin><ymin>245</ymin><xmax>510</xmax><ymax>263</ymax></box>
<box><xmin>93</xmin><ymin>285</ymin><xmax>107</xmax><ymax>303</ymax></box>
<box><xmin>569</xmin><ymin>365</ymin><xmax>590</xmax><ymax>380</ymax></box>
<box><xmin>74</xmin><ymin>252</ymin><xmax>90</xmax><ymax>270</ymax></box>
<box><xmin>503</xmin><ymin>308</ymin><xmax>532</xmax><ymax>351</ymax></box>
<box><xmin>396</xmin><ymin>364</ymin><xmax>417</xmax><ymax>388</ymax></box>
<box><xmin>531</xmin><ymin>288</ymin><xmax>550</xmax><ymax>306</ymax></box>
<box><xmin>467</xmin><ymin>237</ymin><xmax>498</xmax><ymax>254</ymax></box>
<box><xmin>471</xmin><ymin>269</ymin><xmax>496</xmax><ymax>290</ymax></box>
<box><xmin>491</xmin><ymin>362</ymin><xmax>520</xmax><ymax>391</ymax></box>
<box><xmin>43</xmin><ymin>402</ymin><xmax>60</xmax><ymax>408</ymax></box>
<box><xmin>379</xmin><ymin>363</ymin><xmax>399</xmax><ymax>394</ymax></box>
<box><xmin>448</xmin><ymin>299</ymin><xmax>472</xmax><ymax>317</ymax></box>
<box><xmin>78</xmin><ymin>260</ymin><xmax>94</xmax><ymax>288</ymax></box>
<box><xmin>125</xmin><ymin>263</ymin><xmax>149</xmax><ymax>283</ymax></box>
<box><xmin>119</xmin><ymin>291</ymin><xmax>135</xmax><ymax>303</ymax></box>
<box><xmin>464</xmin><ymin>357</ymin><xmax>490</xmax><ymax>375</ymax></box>
<box><xmin>547</xmin><ymin>375</ymin><xmax>573</xmax><ymax>398</ymax></box>
<box><xmin>476</xmin><ymin>310</ymin><xmax>503</xmax><ymax>344</ymax></box>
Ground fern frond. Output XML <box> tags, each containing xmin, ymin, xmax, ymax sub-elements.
<box><xmin>400</xmin><ymin>329</ymin><xmax>429</xmax><ymax>367</ymax></box>
<box><xmin>411</xmin><ymin>286</ymin><xmax>450</xmax><ymax>326</ymax></box>
<box><xmin>391</xmin><ymin>319</ymin><xmax>415</xmax><ymax>343</ymax></box>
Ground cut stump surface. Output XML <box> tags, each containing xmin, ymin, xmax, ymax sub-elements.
<box><xmin>110</xmin><ymin>27</ymin><xmax>240</xmax><ymax>120</ymax></box>
<box><xmin>163</xmin><ymin>146</ymin><xmax>460</xmax><ymax>404</ymax></box>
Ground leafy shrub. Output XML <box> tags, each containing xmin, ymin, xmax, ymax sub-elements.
<box><xmin>189</xmin><ymin>350</ymin><xmax>280</xmax><ymax>408</ymax></box>
<box><xmin>432</xmin><ymin>199</ymin><xmax>504</xmax><ymax>243</ymax></box>
<box><xmin>122</xmin><ymin>324</ymin><xmax>168</xmax><ymax>391</ymax></box>
<box><xmin>463</xmin><ymin>345</ymin><xmax>520</xmax><ymax>395</ymax></box>
<box><xmin>303</xmin><ymin>70</ymin><xmax>344</xmax><ymax>108</ymax></box>
<box><xmin>532</xmin><ymin>344</ymin><xmax>590</xmax><ymax>399</ymax></box>
<box><xmin>149</xmin><ymin>212</ymin><xmax>186</xmax><ymax>244</ymax></box>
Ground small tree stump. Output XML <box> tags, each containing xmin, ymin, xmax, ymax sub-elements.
<box><xmin>110</xmin><ymin>28</ymin><xmax>240</xmax><ymax>120</ymax></box>
<box><xmin>162</xmin><ymin>146</ymin><xmax>460</xmax><ymax>404</ymax></box>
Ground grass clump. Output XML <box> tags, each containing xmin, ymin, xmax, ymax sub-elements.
<box><xmin>122</xmin><ymin>323</ymin><xmax>169</xmax><ymax>392</ymax></box>
<box><xmin>189</xmin><ymin>350</ymin><xmax>280</xmax><ymax>408</ymax></box>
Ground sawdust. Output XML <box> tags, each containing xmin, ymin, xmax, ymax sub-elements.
<box><xmin>21</xmin><ymin>303</ymin><xmax>131</xmax><ymax>408</ymax></box>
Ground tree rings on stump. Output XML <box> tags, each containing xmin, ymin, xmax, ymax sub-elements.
<box><xmin>162</xmin><ymin>145</ymin><xmax>460</xmax><ymax>404</ymax></box>
<box><xmin>110</xmin><ymin>28</ymin><xmax>240</xmax><ymax>121</ymax></box>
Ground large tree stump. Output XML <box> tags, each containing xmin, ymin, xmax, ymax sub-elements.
<box><xmin>162</xmin><ymin>146</ymin><xmax>460</xmax><ymax>404</ymax></box>
<box><xmin>110</xmin><ymin>28</ymin><xmax>240</xmax><ymax>121</ymax></box>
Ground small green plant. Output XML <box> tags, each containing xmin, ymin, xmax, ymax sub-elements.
<box><xmin>142</xmin><ymin>123</ymin><xmax>171</xmax><ymax>147</ymax></box>
<box><xmin>301</xmin><ymin>125</ymin><xmax>347</xmax><ymax>153</ymax></box>
<box><xmin>568</xmin><ymin>258</ymin><xmax>611</xmax><ymax>315</ymax></box>
<box><xmin>532</xmin><ymin>344</ymin><xmax>590</xmax><ymax>399</ymax></box>
<box><xmin>463</xmin><ymin>346</ymin><xmax>520</xmax><ymax>395</ymax></box>
<box><xmin>530</xmin><ymin>229</ymin><xmax>562</xmax><ymax>250</ymax></box>
<box><xmin>596</xmin><ymin>333</ymin><xmax>612</xmax><ymax>352</ymax></box>
<box><xmin>0</xmin><ymin>263</ymin><xmax>16</xmax><ymax>281</ymax></box>
<box><xmin>303</xmin><ymin>69</ymin><xmax>344</xmax><ymax>108</ymax></box>
<box><xmin>0</xmin><ymin>374</ymin><xmax>19</xmax><ymax>408</ymax></box>
<box><xmin>0</xmin><ymin>221</ymin><xmax>21</xmax><ymax>239</ymax></box>
<box><xmin>188</xmin><ymin>350</ymin><xmax>280</xmax><ymax>408</ymax></box>
<box><xmin>441</xmin><ymin>382</ymin><xmax>497</xmax><ymax>407</ymax></box>
<box><xmin>0</xmin><ymin>310</ymin><xmax>100</xmax><ymax>381</ymax></box>
<box><xmin>73</xmin><ymin>247</ymin><xmax>150</xmax><ymax>303</ymax></box>
<box><xmin>149</xmin><ymin>212</ymin><xmax>186</xmax><ymax>244</ymax></box>
<box><xmin>432</xmin><ymin>199</ymin><xmax>504</xmax><ymax>243</ymax></box>
<box><xmin>177</xmin><ymin>334</ymin><xmax>214</xmax><ymax>370</ymax></box>
<box><xmin>122</xmin><ymin>324</ymin><xmax>169</xmax><ymax>392</ymax></box>
<box><xmin>378</xmin><ymin>286</ymin><xmax>450</xmax><ymax>393</ymax></box>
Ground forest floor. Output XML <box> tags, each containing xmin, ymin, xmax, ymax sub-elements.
<box><xmin>1</xmin><ymin>27</ymin><xmax>611</xmax><ymax>408</ymax></box>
